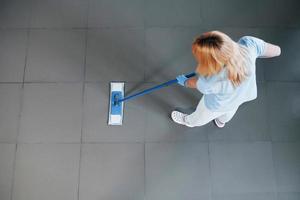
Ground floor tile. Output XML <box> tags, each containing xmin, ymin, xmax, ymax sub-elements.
<box><xmin>277</xmin><ymin>192</ymin><xmax>300</xmax><ymax>200</ymax></box>
<box><xmin>79</xmin><ymin>143</ymin><xmax>144</xmax><ymax>200</ymax></box>
<box><xmin>88</xmin><ymin>0</ymin><xmax>144</xmax><ymax>28</ymax></box>
<box><xmin>0</xmin><ymin>84</ymin><xmax>22</xmax><ymax>143</ymax></box>
<box><xmin>145</xmin><ymin>27</ymin><xmax>208</xmax><ymax>82</ymax></box>
<box><xmin>210</xmin><ymin>142</ymin><xmax>276</xmax><ymax>195</ymax></box>
<box><xmin>12</xmin><ymin>144</ymin><xmax>80</xmax><ymax>200</ymax></box>
<box><xmin>30</xmin><ymin>0</ymin><xmax>88</xmax><ymax>28</ymax></box>
<box><xmin>274</xmin><ymin>0</ymin><xmax>300</xmax><ymax>27</ymax></box>
<box><xmin>212</xmin><ymin>192</ymin><xmax>276</xmax><ymax>200</ymax></box>
<box><xmin>202</xmin><ymin>0</ymin><xmax>259</xmax><ymax>27</ymax></box>
<box><xmin>144</xmin><ymin>83</ymin><xmax>209</xmax><ymax>142</ymax></box>
<box><xmin>19</xmin><ymin>83</ymin><xmax>82</xmax><ymax>143</ymax></box>
<box><xmin>83</xmin><ymin>83</ymin><xmax>146</xmax><ymax>142</ymax></box>
<box><xmin>0</xmin><ymin>144</ymin><xmax>15</xmax><ymax>200</ymax></box>
<box><xmin>266</xmin><ymin>82</ymin><xmax>300</xmax><ymax>141</ymax></box>
<box><xmin>272</xmin><ymin>142</ymin><xmax>300</xmax><ymax>192</ymax></box>
<box><xmin>146</xmin><ymin>142</ymin><xmax>210</xmax><ymax>200</ymax></box>
<box><xmin>145</xmin><ymin>0</ymin><xmax>202</xmax><ymax>27</ymax></box>
<box><xmin>0</xmin><ymin>30</ymin><xmax>27</xmax><ymax>82</ymax></box>
<box><xmin>25</xmin><ymin>30</ymin><xmax>85</xmax><ymax>82</ymax></box>
<box><xmin>208</xmin><ymin>83</ymin><xmax>269</xmax><ymax>141</ymax></box>
<box><xmin>86</xmin><ymin>29</ymin><xmax>145</xmax><ymax>82</ymax></box>
<box><xmin>258</xmin><ymin>29</ymin><xmax>300</xmax><ymax>81</ymax></box>
<box><xmin>0</xmin><ymin>1</ymin><xmax>298</xmax><ymax>200</ymax></box>
<box><xmin>0</xmin><ymin>0</ymin><xmax>31</xmax><ymax>28</ymax></box>
<box><xmin>256</xmin><ymin>0</ymin><xmax>278</xmax><ymax>27</ymax></box>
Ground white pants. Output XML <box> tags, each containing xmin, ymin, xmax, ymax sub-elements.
<box><xmin>184</xmin><ymin>98</ymin><xmax>239</xmax><ymax>127</ymax></box>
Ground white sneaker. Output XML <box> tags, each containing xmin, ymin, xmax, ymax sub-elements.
<box><xmin>214</xmin><ymin>119</ymin><xmax>225</xmax><ymax>128</ymax></box>
<box><xmin>171</xmin><ymin>111</ymin><xmax>193</xmax><ymax>127</ymax></box>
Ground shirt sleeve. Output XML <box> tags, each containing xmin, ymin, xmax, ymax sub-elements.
<box><xmin>196</xmin><ymin>77</ymin><xmax>223</xmax><ymax>94</ymax></box>
<box><xmin>238</xmin><ymin>36</ymin><xmax>266</xmax><ymax>57</ymax></box>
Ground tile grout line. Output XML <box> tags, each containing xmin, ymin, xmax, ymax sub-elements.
<box><xmin>261</xmin><ymin>82</ymin><xmax>271</xmax><ymax>142</ymax></box>
<box><xmin>9</xmin><ymin>14</ymin><xmax>32</xmax><ymax>198</ymax></box>
<box><xmin>265</xmin><ymin>82</ymin><xmax>272</xmax><ymax>142</ymax></box>
<box><xmin>2</xmin><ymin>25</ymin><xmax>300</xmax><ymax>30</ymax></box>
<box><xmin>143</xmin><ymin>27</ymin><xmax>146</xmax><ymax>82</ymax></box>
<box><xmin>207</xmin><ymin>142</ymin><xmax>213</xmax><ymax>200</ymax></box>
<box><xmin>21</xmin><ymin>28</ymin><xmax>31</xmax><ymax>87</ymax></box>
<box><xmin>10</xmin><ymin>86</ymin><xmax>24</xmax><ymax>198</ymax></box>
<box><xmin>143</xmin><ymin>0</ymin><xmax>146</xmax><ymax>82</ymax></box>
<box><xmin>0</xmin><ymin>82</ymin><xmax>23</xmax><ymax>84</ymax></box>
<box><xmin>10</xmin><ymin>40</ymin><xmax>28</xmax><ymax>200</ymax></box>
<box><xmin>76</xmin><ymin>35</ymin><xmax>86</xmax><ymax>200</ymax></box>
<box><xmin>143</xmin><ymin>2</ymin><xmax>147</xmax><ymax>197</ymax></box>
<box><xmin>265</xmin><ymin>80</ymin><xmax>300</xmax><ymax>83</ymax></box>
<box><xmin>199</xmin><ymin>0</ymin><xmax>205</xmax><ymax>27</ymax></box>
<box><xmin>270</xmin><ymin>141</ymin><xmax>279</xmax><ymax>200</ymax></box>
<box><xmin>77</xmin><ymin>3</ymin><xmax>90</xmax><ymax>199</ymax></box>
<box><xmin>9</xmin><ymin>143</ymin><xmax>17</xmax><ymax>200</ymax></box>
<box><xmin>21</xmin><ymin>0</ymin><xmax>34</xmax><ymax>86</ymax></box>
<box><xmin>144</xmin><ymin>142</ymin><xmax>146</xmax><ymax>200</ymax></box>
<box><xmin>4</xmin><ymin>141</ymin><xmax>216</xmax><ymax>145</ymax></box>
<box><xmin>77</xmin><ymin>143</ymin><xmax>83</xmax><ymax>200</ymax></box>
<box><xmin>80</xmin><ymin>5</ymin><xmax>89</xmax><ymax>149</ymax></box>
<box><xmin>13</xmin><ymin>141</ymin><xmax>146</xmax><ymax>144</ymax></box>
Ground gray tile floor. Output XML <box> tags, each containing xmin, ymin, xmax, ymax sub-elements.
<box><xmin>0</xmin><ymin>0</ymin><xmax>299</xmax><ymax>200</ymax></box>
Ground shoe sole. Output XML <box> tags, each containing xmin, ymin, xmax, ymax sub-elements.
<box><xmin>214</xmin><ymin>119</ymin><xmax>225</xmax><ymax>128</ymax></box>
<box><xmin>171</xmin><ymin>111</ymin><xmax>193</xmax><ymax>128</ymax></box>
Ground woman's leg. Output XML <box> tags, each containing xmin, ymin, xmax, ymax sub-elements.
<box><xmin>184</xmin><ymin>98</ymin><xmax>224</xmax><ymax>127</ymax></box>
<box><xmin>216</xmin><ymin>106</ymin><xmax>239</xmax><ymax>123</ymax></box>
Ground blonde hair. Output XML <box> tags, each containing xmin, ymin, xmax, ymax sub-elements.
<box><xmin>192</xmin><ymin>31</ymin><xmax>249</xmax><ymax>86</ymax></box>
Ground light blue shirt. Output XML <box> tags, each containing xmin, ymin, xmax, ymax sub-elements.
<box><xmin>196</xmin><ymin>36</ymin><xmax>266</xmax><ymax>112</ymax></box>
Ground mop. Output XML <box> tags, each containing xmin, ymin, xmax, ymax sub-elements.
<box><xmin>108</xmin><ymin>72</ymin><xmax>196</xmax><ymax>125</ymax></box>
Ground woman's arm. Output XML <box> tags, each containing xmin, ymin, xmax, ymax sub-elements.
<box><xmin>260</xmin><ymin>42</ymin><xmax>281</xmax><ymax>58</ymax></box>
<box><xmin>185</xmin><ymin>77</ymin><xmax>198</xmax><ymax>89</ymax></box>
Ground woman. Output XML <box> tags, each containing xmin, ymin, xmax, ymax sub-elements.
<box><xmin>171</xmin><ymin>31</ymin><xmax>281</xmax><ymax>128</ymax></box>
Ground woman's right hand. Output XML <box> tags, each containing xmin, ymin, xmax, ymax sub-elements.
<box><xmin>176</xmin><ymin>75</ymin><xmax>198</xmax><ymax>88</ymax></box>
<box><xmin>176</xmin><ymin>75</ymin><xmax>188</xmax><ymax>86</ymax></box>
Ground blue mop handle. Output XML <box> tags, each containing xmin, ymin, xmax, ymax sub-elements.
<box><xmin>117</xmin><ymin>72</ymin><xmax>196</xmax><ymax>103</ymax></box>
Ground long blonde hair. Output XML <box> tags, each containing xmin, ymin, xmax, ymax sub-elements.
<box><xmin>192</xmin><ymin>31</ymin><xmax>249</xmax><ymax>86</ymax></box>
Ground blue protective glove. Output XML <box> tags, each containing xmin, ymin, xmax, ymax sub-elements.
<box><xmin>176</xmin><ymin>75</ymin><xmax>188</xmax><ymax>86</ymax></box>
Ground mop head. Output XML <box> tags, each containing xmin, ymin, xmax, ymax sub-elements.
<box><xmin>108</xmin><ymin>82</ymin><xmax>124</xmax><ymax>125</ymax></box>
